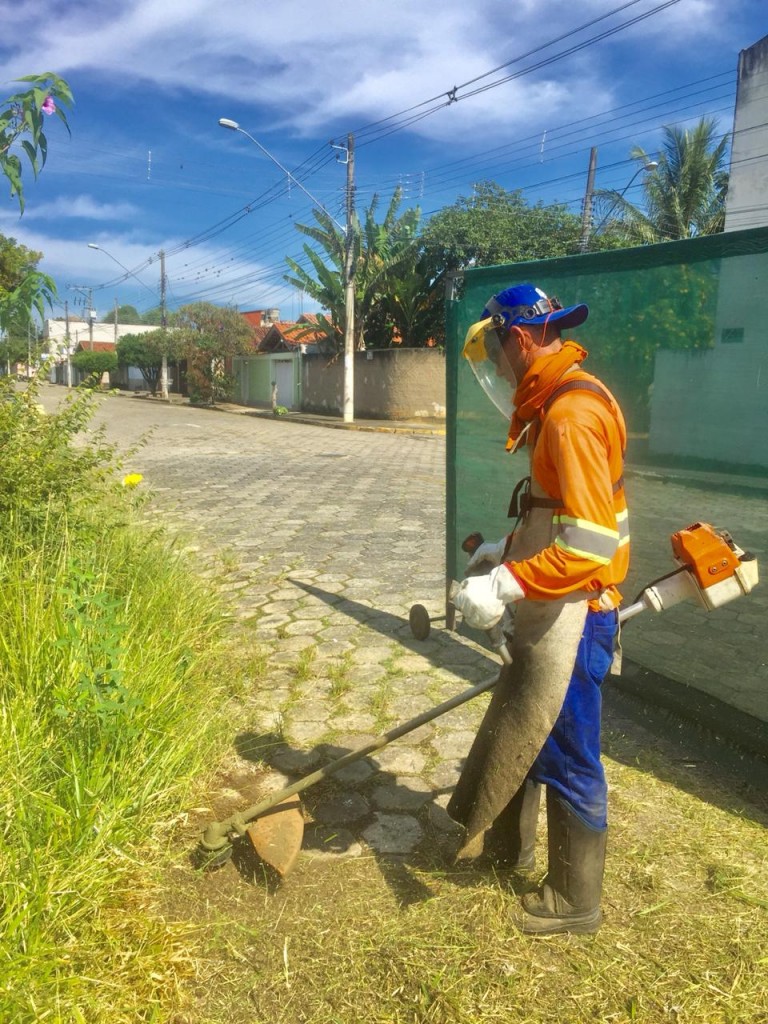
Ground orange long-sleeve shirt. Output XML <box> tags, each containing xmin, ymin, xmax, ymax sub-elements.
<box><xmin>506</xmin><ymin>371</ymin><xmax>630</xmax><ymax>609</ymax></box>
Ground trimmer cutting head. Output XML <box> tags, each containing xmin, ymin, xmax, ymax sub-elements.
<box><xmin>245</xmin><ymin>796</ymin><xmax>305</xmax><ymax>876</ymax></box>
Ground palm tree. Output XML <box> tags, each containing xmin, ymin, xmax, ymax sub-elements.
<box><xmin>284</xmin><ymin>188</ymin><xmax>421</xmax><ymax>350</ymax></box>
<box><xmin>595</xmin><ymin>117</ymin><xmax>729</xmax><ymax>244</ymax></box>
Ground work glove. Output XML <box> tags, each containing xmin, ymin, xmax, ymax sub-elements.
<box><xmin>466</xmin><ymin>536</ymin><xmax>508</xmax><ymax>573</ymax></box>
<box><xmin>454</xmin><ymin>564</ymin><xmax>525</xmax><ymax>630</ymax></box>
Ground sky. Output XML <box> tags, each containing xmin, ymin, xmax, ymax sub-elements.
<box><xmin>1</xmin><ymin>0</ymin><xmax>765</xmax><ymax>324</ymax></box>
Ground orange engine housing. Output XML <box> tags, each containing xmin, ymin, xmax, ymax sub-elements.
<box><xmin>671</xmin><ymin>522</ymin><xmax>741</xmax><ymax>590</ymax></box>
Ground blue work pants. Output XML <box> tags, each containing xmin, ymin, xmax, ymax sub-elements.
<box><xmin>529</xmin><ymin>609</ymin><xmax>618</xmax><ymax>831</ymax></box>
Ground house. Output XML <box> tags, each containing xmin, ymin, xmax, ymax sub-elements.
<box><xmin>44</xmin><ymin>317</ymin><xmax>162</xmax><ymax>389</ymax></box>
<box><xmin>233</xmin><ymin>309</ymin><xmax>325</xmax><ymax>409</ymax></box>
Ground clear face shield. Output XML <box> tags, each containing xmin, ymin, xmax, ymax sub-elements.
<box><xmin>462</xmin><ymin>316</ymin><xmax>517</xmax><ymax>420</ymax></box>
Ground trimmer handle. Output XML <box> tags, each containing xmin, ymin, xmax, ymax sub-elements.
<box><xmin>461</xmin><ymin>532</ymin><xmax>485</xmax><ymax>555</ymax></box>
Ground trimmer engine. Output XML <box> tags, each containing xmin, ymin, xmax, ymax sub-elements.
<box><xmin>623</xmin><ymin>522</ymin><xmax>759</xmax><ymax>620</ymax></box>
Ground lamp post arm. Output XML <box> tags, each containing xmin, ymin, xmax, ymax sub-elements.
<box><xmin>87</xmin><ymin>244</ymin><xmax>158</xmax><ymax>303</ymax></box>
<box><xmin>591</xmin><ymin>161</ymin><xmax>658</xmax><ymax>238</ymax></box>
<box><xmin>218</xmin><ymin>120</ymin><xmax>344</xmax><ymax>231</ymax></box>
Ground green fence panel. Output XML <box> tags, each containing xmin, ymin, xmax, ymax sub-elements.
<box><xmin>446</xmin><ymin>227</ymin><xmax>768</xmax><ymax>725</ymax></box>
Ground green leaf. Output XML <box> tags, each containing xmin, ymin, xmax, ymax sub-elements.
<box><xmin>4</xmin><ymin>153</ymin><xmax>23</xmax><ymax>190</ymax></box>
<box><xmin>20</xmin><ymin>140</ymin><xmax>39</xmax><ymax>178</ymax></box>
<box><xmin>37</xmin><ymin>132</ymin><xmax>48</xmax><ymax>169</ymax></box>
<box><xmin>54</xmin><ymin>107</ymin><xmax>71</xmax><ymax>136</ymax></box>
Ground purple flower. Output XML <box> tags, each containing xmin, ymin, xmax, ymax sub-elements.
<box><xmin>41</xmin><ymin>95</ymin><xmax>56</xmax><ymax>116</ymax></box>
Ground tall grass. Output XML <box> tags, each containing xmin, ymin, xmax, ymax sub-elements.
<box><xmin>0</xmin><ymin>380</ymin><xmax>229</xmax><ymax>1021</ymax></box>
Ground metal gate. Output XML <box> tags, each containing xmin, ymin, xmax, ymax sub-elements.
<box><xmin>272</xmin><ymin>359</ymin><xmax>295</xmax><ymax>409</ymax></box>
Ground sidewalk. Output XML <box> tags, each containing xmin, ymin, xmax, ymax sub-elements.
<box><xmin>126</xmin><ymin>392</ymin><xmax>447</xmax><ymax>437</ymax></box>
<box><xmin>221</xmin><ymin>404</ymin><xmax>447</xmax><ymax>437</ymax></box>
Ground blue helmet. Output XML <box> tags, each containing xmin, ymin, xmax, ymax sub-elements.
<box><xmin>482</xmin><ymin>282</ymin><xmax>588</xmax><ymax>331</ymax></box>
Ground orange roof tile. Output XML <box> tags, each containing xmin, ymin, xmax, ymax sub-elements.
<box><xmin>76</xmin><ymin>340</ymin><xmax>115</xmax><ymax>352</ymax></box>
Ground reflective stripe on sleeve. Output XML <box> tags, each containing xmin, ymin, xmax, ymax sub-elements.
<box><xmin>553</xmin><ymin>514</ymin><xmax>621</xmax><ymax>565</ymax></box>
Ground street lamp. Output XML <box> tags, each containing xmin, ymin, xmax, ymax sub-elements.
<box><xmin>218</xmin><ymin>118</ymin><xmax>356</xmax><ymax>423</ymax></box>
<box><xmin>87</xmin><ymin>242</ymin><xmax>170</xmax><ymax>400</ymax></box>
<box><xmin>588</xmin><ymin>161</ymin><xmax>659</xmax><ymax>243</ymax></box>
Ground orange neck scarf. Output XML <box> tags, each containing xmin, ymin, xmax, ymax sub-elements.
<box><xmin>506</xmin><ymin>340</ymin><xmax>588</xmax><ymax>451</ymax></box>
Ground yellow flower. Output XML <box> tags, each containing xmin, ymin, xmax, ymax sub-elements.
<box><xmin>122</xmin><ymin>473</ymin><xmax>144</xmax><ymax>489</ymax></box>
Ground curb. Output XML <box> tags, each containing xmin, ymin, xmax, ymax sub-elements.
<box><xmin>625</xmin><ymin>465</ymin><xmax>768</xmax><ymax>497</ymax></box>
<box><xmin>115</xmin><ymin>392</ymin><xmax>446</xmax><ymax>436</ymax></box>
<box><xmin>249</xmin><ymin>412</ymin><xmax>446</xmax><ymax>437</ymax></box>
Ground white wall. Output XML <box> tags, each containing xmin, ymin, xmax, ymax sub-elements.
<box><xmin>44</xmin><ymin>320</ymin><xmax>159</xmax><ymax>353</ymax></box>
<box><xmin>724</xmin><ymin>34</ymin><xmax>768</xmax><ymax>232</ymax></box>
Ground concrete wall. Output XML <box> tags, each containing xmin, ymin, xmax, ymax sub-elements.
<box><xmin>300</xmin><ymin>348</ymin><xmax>446</xmax><ymax>420</ymax></box>
<box><xmin>724</xmin><ymin>34</ymin><xmax>768</xmax><ymax>232</ymax></box>
<box><xmin>649</xmin><ymin>349</ymin><xmax>768</xmax><ymax>469</ymax></box>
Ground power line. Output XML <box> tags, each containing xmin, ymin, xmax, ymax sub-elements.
<box><xmin>353</xmin><ymin>0</ymin><xmax>685</xmax><ymax>149</ymax></box>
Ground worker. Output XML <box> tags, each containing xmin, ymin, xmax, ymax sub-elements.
<box><xmin>448</xmin><ymin>282</ymin><xmax>629</xmax><ymax>936</ymax></box>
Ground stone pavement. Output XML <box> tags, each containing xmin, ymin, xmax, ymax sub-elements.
<box><xmin>36</xmin><ymin>387</ymin><xmax>768</xmax><ymax>860</ymax></box>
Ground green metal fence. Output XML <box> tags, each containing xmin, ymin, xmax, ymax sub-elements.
<box><xmin>446</xmin><ymin>227</ymin><xmax>768</xmax><ymax>727</ymax></box>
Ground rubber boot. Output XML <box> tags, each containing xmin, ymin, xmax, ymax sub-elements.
<box><xmin>483</xmin><ymin>779</ymin><xmax>541</xmax><ymax>870</ymax></box>
<box><xmin>518</xmin><ymin>791</ymin><xmax>606</xmax><ymax>935</ymax></box>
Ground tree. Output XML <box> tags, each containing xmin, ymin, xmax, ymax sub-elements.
<box><xmin>1</xmin><ymin>73</ymin><xmax>73</xmax><ymax>213</ymax></box>
<box><xmin>0</xmin><ymin>235</ymin><xmax>43</xmax><ymax>293</ymax></box>
<box><xmin>102</xmin><ymin>305</ymin><xmax>141</xmax><ymax>325</ymax></box>
<box><xmin>0</xmin><ymin>73</ymin><xmax>72</xmax><ymax>369</ymax></box>
<box><xmin>116</xmin><ymin>330</ymin><xmax>172</xmax><ymax>395</ymax></box>
<box><xmin>284</xmin><ymin>188</ymin><xmax>422</xmax><ymax>351</ymax></box>
<box><xmin>367</xmin><ymin>254</ymin><xmax>444</xmax><ymax>348</ymax></box>
<box><xmin>0</xmin><ymin>235</ymin><xmax>49</xmax><ymax>371</ymax></box>
<box><xmin>420</xmin><ymin>182</ymin><xmax>584</xmax><ymax>272</ymax></box>
<box><xmin>0</xmin><ymin>266</ymin><xmax>56</xmax><ymax>374</ymax></box>
<box><xmin>594</xmin><ymin>118</ymin><xmax>729</xmax><ymax>244</ymax></box>
<box><xmin>171</xmin><ymin>303</ymin><xmax>254</xmax><ymax>405</ymax></box>
<box><xmin>71</xmin><ymin>349</ymin><xmax>118</xmax><ymax>385</ymax></box>
<box><xmin>141</xmin><ymin>305</ymin><xmax>166</xmax><ymax>326</ymax></box>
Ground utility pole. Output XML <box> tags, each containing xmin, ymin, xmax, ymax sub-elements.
<box><xmin>114</xmin><ymin>297</ymin><xmax>119</xmax><ymax>342</ymax></box>
<box><xmin>87</xmin><ymin>287</ymin><xmax>95</xmax><ymax>349</ymax></box>
<box><xmin>65</xmin><ymin>301</ymin><xmax>72</xmax><ymax>388</ymax></box>
<box><xmin>159</xmin><ymin>249</ymin><xmax>169</xmax><ymax>399</ymax></box>
<box><xmin>342</xmin><ymin>133</ymin><xmax>356</xmax><ymax>424</ymax></box>
<box><xmin>579</xmin><ymin>147</ymin><xmax>598</xmax><ymax>253</ymax></box>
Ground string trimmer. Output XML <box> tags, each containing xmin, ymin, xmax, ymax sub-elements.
<box><xmin>196</xmin><ymin>522</ymin><xmax>757</xmax><ymax>876</ymax></box>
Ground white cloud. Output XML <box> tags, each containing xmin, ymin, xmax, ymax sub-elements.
<box><xmin>0</xmin><ymin>0</ymin><xmax>729</xmax><ymax>143</ymax></box>
<box><xmin>23</xmin><ymin>195</ymin><xmax>140</xmax><ymax>221</ymax></box>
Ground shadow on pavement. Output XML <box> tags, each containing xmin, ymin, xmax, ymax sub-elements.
<box><xmin>228</xmin><ymin>729</ymin><xmax>458</xmax><ymax>907</ymax></box>
<box><xmin>286</xmin><ymin>577</ymin><xmax>499</xmax><ymax>673</ymax></box>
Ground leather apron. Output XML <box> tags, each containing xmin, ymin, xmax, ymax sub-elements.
<box><xmin>447</xmin><ymin>478</ymin><xmax>588</xmax><ymax>858</ymax></box>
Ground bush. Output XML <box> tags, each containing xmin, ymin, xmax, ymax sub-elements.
<box><xmin>71</xmin><ymin>348</ymin><xmax>118</xmax><ymax>384</ymax></box>
<box><xmin>0</xmin><ymin>376</ymin><xmax>118</xmax><ymax>537</ymax></box>
<box><xmin>0</xmin><ymin>377</ymin><xmax>229</xmax><ymax>1021</ymax></box>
